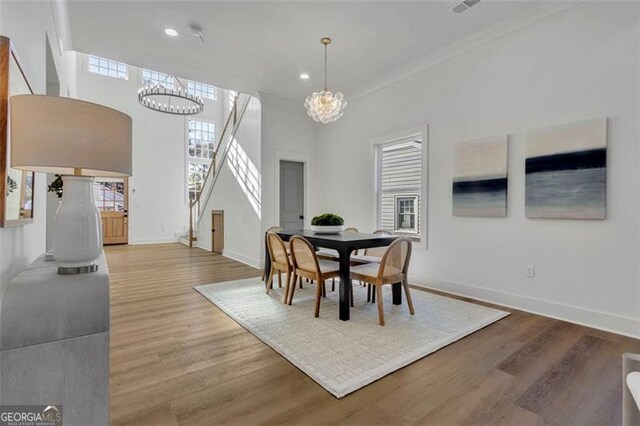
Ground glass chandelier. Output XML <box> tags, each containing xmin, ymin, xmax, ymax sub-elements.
<box><xmin>304</xmin><ymin>37</ymin><xmax>347</xmax><ymax>124</ymax></box>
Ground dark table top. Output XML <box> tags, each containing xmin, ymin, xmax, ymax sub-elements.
<box><xmin>276</xmin><ymin>229</ymin><xmax>398</xmax><ymax>251</ymax></box>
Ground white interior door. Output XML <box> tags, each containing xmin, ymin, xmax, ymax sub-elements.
<box><xmin>280</xmin><ymin>160</ymin><xmax>304</xmax><ymax>229</ymax></box>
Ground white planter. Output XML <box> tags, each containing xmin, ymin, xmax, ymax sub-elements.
<box><xmin>310</xmin><ymin>225</ymin><xmax>344</xmax><ymax>235</ymax></box>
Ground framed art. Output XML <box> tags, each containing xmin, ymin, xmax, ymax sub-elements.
<box><xmin>453</xmin><ymin>135</ymin><xmax>508</xmax><ymax>217</ymax></box>
<box><xmin>525</xmin><ymin>118</ymin><xmax>607</xmax><ymax>219</ymax></box>
<box><xmin>0</xmin><ymin>35</ymin><xmax>35</xmax><ymax>227</ymax></box>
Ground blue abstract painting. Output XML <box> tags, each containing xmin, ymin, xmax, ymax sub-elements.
<box><xmin>453</xmin><ymin>136</ymin><xmax>508</xmax><ymax>217</ymax></box>
<box><xmin>525</xmin><ymin>118</ymin><xmax>607</xmax><ymax>219</ymax></box>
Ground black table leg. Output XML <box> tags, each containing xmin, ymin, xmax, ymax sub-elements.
<box><xmin>338</xmin><ymin>248</ymin><xmax>352</xmax><ymax>321</ymax></box>
<box><xmin>392</xmin><ymin>283</ymin><xmax>402</xmax><ymax>305</ymax></box>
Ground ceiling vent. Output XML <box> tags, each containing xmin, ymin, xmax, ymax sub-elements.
<box><xmin>451</xmin><ymin>0</ymin><xmax>481</xmax><ymax>14</ymax></box>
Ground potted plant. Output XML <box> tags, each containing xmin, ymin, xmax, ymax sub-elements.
<box><xmin>47</xmin><ymin>174</ymin><xmax>64</xmax><ymax>199</ymax></box>
<box><xmin>310</xmin><ymin>213</ymin><xmax>345</xmax><ymax>234</ymax></box>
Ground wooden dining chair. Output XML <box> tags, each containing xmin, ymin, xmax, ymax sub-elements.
<box><xmin>351</xmin><ymin>229</ymin><xmax>392</xmax><ymax>265</ymax></box>
<box><xmin>350</xmin><ymin>229</ymin><xmax>393</xmax><ymax>301</ymax></box>
<box><xmin>262</xmin><ymin>226</ymin><xmax>284</xmax><ymax>281</ymax></box>
<box><xmin>288</xmin><ymin>236</ymin><xmax>341</xmax><ymax>318</ymax></box>
<box><xmin>317</xmin><ymin>226</ymin><xmax>359</xmax><ymax>260</ymax></box>
<box><xmin>265</xmin><ymin>232</ymin><xmax>293</xmax><ymax>303</ymax></box>
<box><xmin>350</xmin><ymin>237</ymin><xmax>414</xmax><ymax>326</ymax></box>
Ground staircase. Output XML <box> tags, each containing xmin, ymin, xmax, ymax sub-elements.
<box><xmin>182</xmin><ymin>92</ymin><xmax>252</xmax><ymax>248</ymax></box>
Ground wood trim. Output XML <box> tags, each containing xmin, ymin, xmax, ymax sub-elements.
<box><xmin>0</xmin><ymin>37</ymin><xmax>9</xmax><ymax>227</ymax></box>
<box><xmin>0</xmin><ymin>35</ymin><xmax>35</xmax><ymax>227</ymax></box>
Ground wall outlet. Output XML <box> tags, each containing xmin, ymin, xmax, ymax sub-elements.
<box><xmin>524</xmin><ymin>265</ymin><xmax>535</xmax><ymax>278</ymax></box>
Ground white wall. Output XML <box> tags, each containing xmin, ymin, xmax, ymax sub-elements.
<box><xmin>315</xmin><ymin>2</ymin><xmax>640</xmax><ymax>336</ymax></box>
<box><xmin>75</xmin><ymin>58</ymin><xmax>224</xmax><ymax>244</ymax></box>
<box><xmin>197</xmin><ymin>95</ymin><xmax>262</xmax><ymax>267</ymax></box>
<box><xmin>260</xmin><ymin>93</ymin><xmax>319</xmax><ymax>264</ymax></box>
<box><xmin>0</xmin><ymin>0</ymin><xmax>76</xmax><ymax>284</ymax></box>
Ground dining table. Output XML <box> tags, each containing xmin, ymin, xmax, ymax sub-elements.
<box><xmin>264</xmin><ymin>229</ymin><xmax>399</xmax><ymax>321</ymax></box>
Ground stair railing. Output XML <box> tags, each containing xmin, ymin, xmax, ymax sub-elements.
<box><xmin>188</xmin><ymin>92</ymin><xmax>250</xmax><ymax>247</ymax></box>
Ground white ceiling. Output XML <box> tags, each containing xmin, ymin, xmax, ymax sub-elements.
<box><xmin>66</xmin><ymin>1</ymin><xmax>537</xmax><ymax>102</ymax></box>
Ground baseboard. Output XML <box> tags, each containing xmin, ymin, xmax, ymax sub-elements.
<box><xmin>128</xmin><ymin>238</ymin><xmax>179</xmax><ymax>245</ymax></box>
<box><xmin>409</xmin><ymin>274</ymin><xmax>640</xmax><ymax>339</ymax></box>
<box><xmin>222</xmin><ymin>249</ymin><xmax>261</xmax><ymax>270</ymax></box>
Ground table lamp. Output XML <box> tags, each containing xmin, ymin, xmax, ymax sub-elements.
<box><xmin>10</xmin><ymin>94</ymin><xmax>132</xmax><ymax>274</ymax></box>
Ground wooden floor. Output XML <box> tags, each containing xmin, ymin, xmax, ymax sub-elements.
<box><xmin>106</xmin><ymin>243</ymin><xmax>639</xmax><ymax>425</ymax></box>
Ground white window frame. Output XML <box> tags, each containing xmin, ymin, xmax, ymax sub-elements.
<box><xmin>86</xmin><ymin>55</ymin><xmax>128</xmax><ymax>80</ymax></box>
<box><xmin>394</xmin><ymin>194</ymin><xmax>419</xmax><ymax>234</ymax></box>
<box><xmin>141</xmin><ymin>68</ymin><xmax>174</xmax><ymax>89</ymax></box>
<box><xmin>186</xmin><ymin>80</ymin><xmax>217</xmax><ymax>101</ymax></box>
<box><xmin>184</xmin><ymin>117</ymin><xmax>217</xmax><ymax>203</ymax></box>
<box><xmin>372</xmin><ymin>126</ymin><xmax>428</xmax><ymax>250</ymax></box>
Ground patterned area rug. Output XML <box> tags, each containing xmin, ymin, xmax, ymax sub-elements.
<box><xmin>194</xmin><ymin>277</ymin><xmax>508</xmax><ymax>398</ymax></box>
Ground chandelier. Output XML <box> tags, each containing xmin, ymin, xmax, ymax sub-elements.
<box><xmin>138</xmin><ymin>76</ymin><xmax>204</xmax><ymax>116</ymax></box>
<box><xmin>304</xmin><ymin>37</ymin><xmax>347</xmax><ymax>124</ymax></box>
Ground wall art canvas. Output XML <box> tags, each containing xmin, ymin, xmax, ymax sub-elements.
<box><xmin>525</xmin><ymin>118</ymin><xmax>607</xmax><ymax>219</ymax></box>
<box><xmin>453</xmin><ymin>135</ymin><xmax>508</xmax><ymax>217</ymax></box>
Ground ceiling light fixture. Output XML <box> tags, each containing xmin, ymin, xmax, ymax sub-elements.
<box><xmin>189</xmin><ymin>25</ymin><xmax>205</xmax><ymax>43</ymax></box>
<box><xmin>300</xmin><ymin>73</ymin><xmax>310</xmax><ymax>80</ymax></box>
<box><xmin>164</xmin><ymin>28</ymin><xmax>179</xmax><ymax>37</ymax></box>
<box><xmin>138</xmin><ymin>76</ymin><xmax>204</xmax><ymax>116</ymax></box>
<box><xmin>304</xmin><ymin>37</ymin><xmax>346</xmax><ymax>124</ymax></box>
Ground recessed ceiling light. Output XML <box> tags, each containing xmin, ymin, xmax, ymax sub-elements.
<box><xmin>300</xmin><ymin>73</ymin><xmax>310</xmax><ymax>80</ymax></box>
<box><xmin>164</xmin><ymin>28</ymin><xmax>179</xmax><ymax>37</ymax></box>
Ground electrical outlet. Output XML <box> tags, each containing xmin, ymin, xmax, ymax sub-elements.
<box><xmin>524</xmin><ymin>265</ymin><xmax>535</xmax><ymax>278</ymax></box>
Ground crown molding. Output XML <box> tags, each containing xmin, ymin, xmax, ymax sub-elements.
<box><xmin>259</xmin><ymin>91</ymin><xmax>309</xmax><ymax>116</ymax></box>
<box><xmin>347</xmin><ymin>1</ymin><xmax>583</xmax><ymax>102</ymax></box>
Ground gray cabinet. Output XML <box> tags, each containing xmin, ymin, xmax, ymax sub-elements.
<box><xmin>0</xmin><ymin>253</ymin><xmax>109</xmax><ymax>426</ymax></box>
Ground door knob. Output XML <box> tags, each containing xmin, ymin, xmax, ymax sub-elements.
<box><xmin>299</xmin><ymin>215</ymin><xmax>304</xmax><ymax>219</ymax></box>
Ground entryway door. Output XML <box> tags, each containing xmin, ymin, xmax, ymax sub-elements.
<box><xmin>94</xmin><ymin>178</ymin><xmax>128</xmax><ymax>245</ymax></box>
<box><xmin>279</xmin><ymin>160</ymin><xmax>304</xmax><ymax>229</ymax></box>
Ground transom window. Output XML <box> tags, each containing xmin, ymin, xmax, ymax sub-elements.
<box><xmin>187</xmin><ymin>119</ymin><xmax>216</xmax><ymax>201</ymax></box>
<box><xmin>142</xmin><ymin>69</ymin><xmax>174</xmax><ymax>89</ymax></box>
<box><xmin>88</xmin><ymin>55</ymin><xmax>128</xmax><ymax>79</ymax></box>
<box><xmin>376</xmin><ymin>137</ymin><xmax>423</xmax><ymax>238</ymax></box>
<box><xmin>187</xmin><ymin>80</ymin><xmax>216</xmax><ymax>100</ymax></box>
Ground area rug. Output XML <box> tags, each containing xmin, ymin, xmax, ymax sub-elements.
<box><xmin>194</xmin><ymin>277</ymin><xmax>508</xmax><ymax>398</ymax></box>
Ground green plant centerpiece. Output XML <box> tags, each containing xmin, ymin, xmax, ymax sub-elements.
<box><xmin>310</xmin><ymin>213</ymin><xmax>345</xmax><ymax>234</ymax></box>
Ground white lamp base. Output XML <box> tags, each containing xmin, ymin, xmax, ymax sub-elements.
<box><xmin>58</xmin><ymin>264</ymin><xmax>99</xmax><ymax>275</ymax></box>
<box><xmin>52</xmin><ymin>175</ymin><xmax>103</xmax><ymax>274</ymax></box>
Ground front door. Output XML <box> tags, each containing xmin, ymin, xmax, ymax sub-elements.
<box><xmin>279</xmin><ymin>160</ymin><xmax>304</xmax><ymax>229</ymax></box>
<box><xmin>94</xmin><ymin>178</ymin><xmax>128</xmax><ymax>245</ymax></box>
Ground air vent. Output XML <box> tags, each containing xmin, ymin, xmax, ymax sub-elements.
<box><xmin>451</xmin><ymin>0</ymin><xmax>481</xmax><ymax>14</ymax></box>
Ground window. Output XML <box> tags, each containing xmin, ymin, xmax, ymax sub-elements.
<box><xmin>228</xmin><ymin>90</ymin><xmax>237</xmax><ymax>111</ymax></box>
<box><xmin>187</xmin><ymin>119</ymin><xmax>216</xmax><ymax>200</ymax></box>
<box><xmin>186</xmin><ymin>80</ymin><xmax>216</xmax><ymax>100</ymax></box>
<box><xmin>187</xmin><ymin>162</ymin><xmax>210</xmax><ymax>201</ymax></box>
<box><xmin>87</xmin><ymin>55</ymin><xmax>128</xmax><ymax>79</ymax></box>
<box><xmin>376</xmin><ymin>137</ymin><xmax>423</xmax><ymax>238</ymax></box>
<box><xmin>141</xmin><ymin>68</ymin><xmax>174</xmax><ymax>89</ymax></box>
<box><xmin>395</xmin><ymin>195</ymin><xmax>418</xmax><ymax>233</ymax></box>
<box><xmin>93</xmin><ymin>179</ymin><xmax>125</xmax><ymax>212</ymax></box>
